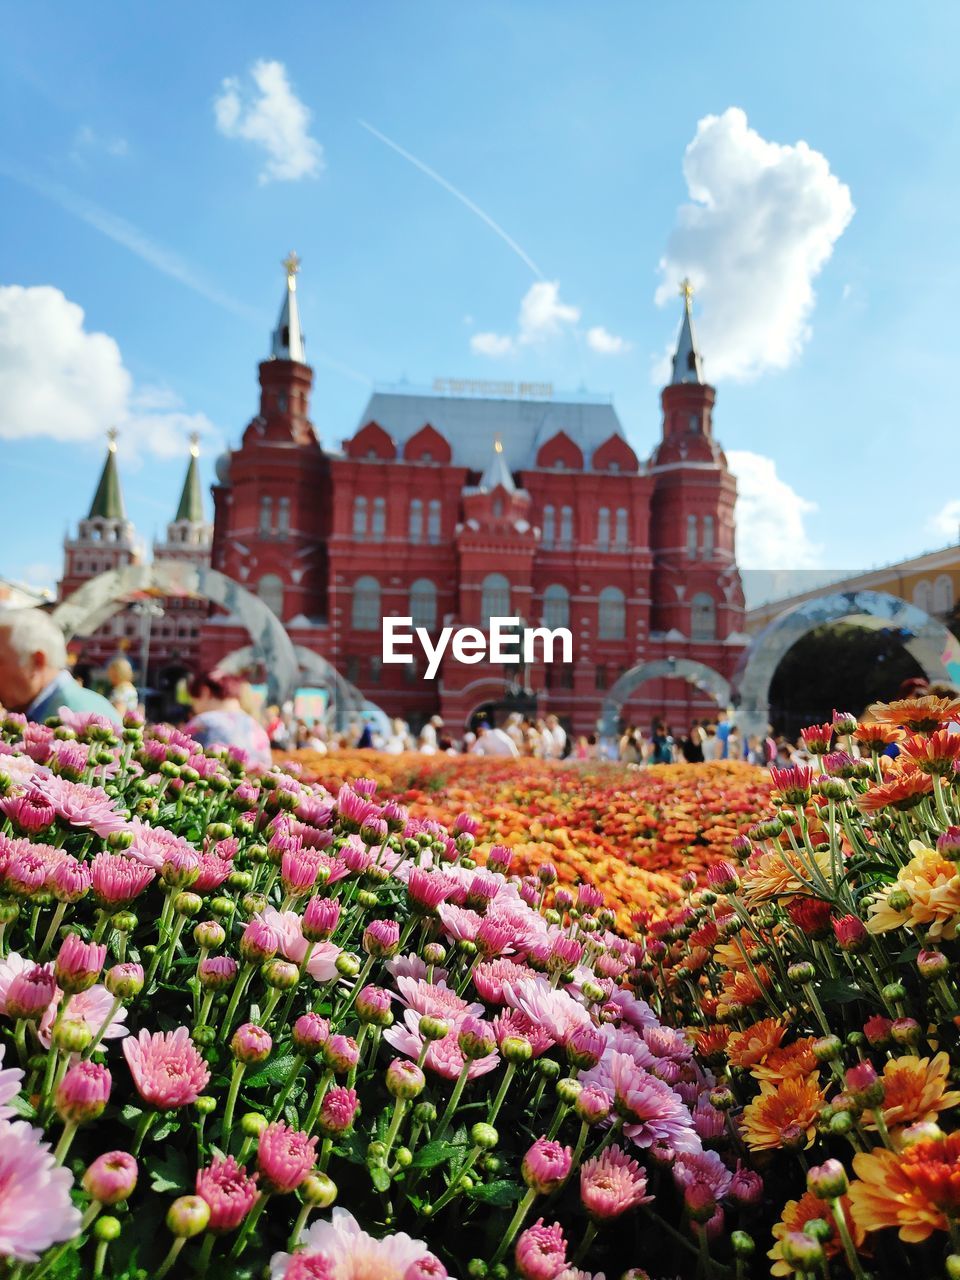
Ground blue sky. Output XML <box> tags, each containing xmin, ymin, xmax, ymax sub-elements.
<box><xmin>2</xmin><ymin>2</ymin><xmax>959</xmax><ymax>601</ymax></box>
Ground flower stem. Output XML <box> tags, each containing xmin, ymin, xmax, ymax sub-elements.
<box><xmin>221</xmin><ymin>1060</ymin><xmax>247</xmax><ymax>1145</ymax></box>
<box><xmin>155</xmin><ymin>1237</ymin><xmax>186</xmax><ymax>1280</ymax></box>
<box><xmin>491</xmin><ymin>1186</ymin><xmax>537</xmax><ymax>1265</ymax></box>
<box><xmin>433</xmin><ymin>1061</ymin><xmax>470</xmax><ymax>1145</ymax></box>
<box><xmin>487</xmin><ymin>1062</ymin><xmax>516</xmax><ymax>1124</ymax></box>
<box><xmin>39</xmin><ymin>902</ymin><xmax>68</xmax><ymax>959</ymax></box>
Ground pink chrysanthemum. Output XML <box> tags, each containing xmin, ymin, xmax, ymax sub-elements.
<box><xmin>90</xmin><ymin>852</ymin><xmax>155</xmax><ymax>907</ymax></box>
<box><xmin>123</xmin><ymin>1026</ymin><xmax>210</xmax><ymax>1109</ymax></box>
<box><xmin>672</xmin><ymin>1148</ymin><xmax>733</xmax><ymax>1202</ymax></box>
<box><xmin>472</xmin><ymin>958</ymin><xmax>530</xmax><ymax>1005</ymax></box>
<box><xmin>491</xmin><ymin>1009</ymin><xmax>554</xmax><ymax>1057</ymax></box>
<box><xmin>196</xmin><ymin>1155</ymin><xmax>260</xmax><ymax>1233</ymax></box>
<box><xmin>580</xmin><ymin>1144</ymin><xmax>653</xmax><ymax>1219</ymax></box>
<box><xmin>505</xmin><ymin>978</ymin><xmax>594</xmax><ymax>1047</ymax></box>
<box><xmin>394</xmin><ymin>976</ymin><xmax>481</xmax><ymax>1021</ymax></box>
<box><xmin>0</xmin><ymin>1044</ymin><xmax>23</xmax><ymax>1121</ymax></box>
<box><xmin>270</xmin><ymin>1208</ymin><xmax>444</xmax><ymax>1280</ymax></box>
<box><xmin>515</xmin><ymin>1219</ymin><xmax>567</xmax><ymax>1280</ymax></box>
<box><xmin>256</xmin><ymin>908</ymin><xmax>341</xmax><ymax>982</ymax></box>
<box><xmin>0</xmin><ymin>1120</ymin><xmax>81</xmax><ymax>1260</ymax></box>
<box><xmin>30</xmin><ymin>775</ymin><xmax>125</xmax><ymax>837</ymax></box>
<box><xmin>384</xmin><ymin>1010</ymin><xmax>499</xmax><ymax>1081</ymax></box>
<box><xmin>606</xmin><ymin>1052</ymin><xmax>701</xmax><ymax>1154</ymax></box>
<box><xmin>122</xmin><ymin>818</ymin><xmax>197</xmax><ymax>870</ymax></box>
<box><xmin>257</xmin><ymin>1122</ymin><xmax>318</xmax><ymax>1193</ymax></box>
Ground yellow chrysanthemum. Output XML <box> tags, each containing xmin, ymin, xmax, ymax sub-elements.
<box><xmin>866</xmin><ymin>845</ymin><xmax>960</xmax><ymax>940</ymax></box>
<box><xmin>861</xmin><ymin>1053</ymin><xmax>960</xmax><ymax>1132</ymax></box>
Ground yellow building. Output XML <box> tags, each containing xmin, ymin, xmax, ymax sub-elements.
<box><xmin>746</xmin><ymin>542</ymin><xmax>960</xmax><ymax>633</ymax></box>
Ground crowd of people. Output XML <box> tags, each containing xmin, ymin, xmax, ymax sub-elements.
<box><xmin>1</xmin><ymin>610</ymin><xmax>956</xmax><ymax>772</ymax></box>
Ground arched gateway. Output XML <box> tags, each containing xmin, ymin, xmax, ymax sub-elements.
<box><xmin>600</xmin><ymin>659</ymin><xmax>731</xmax><ymax>739</ymax></box>
<box><xmin>733</xmin><ymin>589</ymin><xmax>960</xmax><ymax>744</ymax></box>
<box><xmin>217</xmin><ymin>645</ymin><xmax>369</xmax><ymax>733</ymax></box>
<box><xmin>52</xmin><ymin>563</ymin><xmax>300</xmax><ymax>706</ymax></box>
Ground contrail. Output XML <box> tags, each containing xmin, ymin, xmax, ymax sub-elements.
<box><xmin>0</xmin><ymin>159</ymin><xmax>374</xmax><ymax>387</ymax></box>
<box><xmin>358</xmin><ymin>119</ymin><xmax>543</xmax><ymax>280</ymax></box>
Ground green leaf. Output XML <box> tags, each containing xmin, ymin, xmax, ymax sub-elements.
<box><xmin>370</xmin><ymin>1164</ymin><xmax>391</xmax><ymax>1192</ymax></box>
<box><xmin>149</xmin><ymin>1149</ymin><xmax>190</xmax><ymax>1194</ymax></box>
<box><xmin>411</xmin><ymin>1136</ymin><xmax>469</xmax><ymax>1169</ymax></box>
<box><xmin>816</xmin><ymin>977</ymin><xmax>863</xmax><ymax>1005</ymax></box>
<box><xmin>247</xmin><ymin>1054</ymin><xmax>300</xmax><ymax>1088</ymax></box>
<box><xmin>120</xmin><ymin>1103</ymin><xmax>143</xmax><ymax>1124</ymax></box>
<box><xmin>466</xmin><ymin>1179</ymin><xmax>523</xmax><ymax>1206</ymax></box>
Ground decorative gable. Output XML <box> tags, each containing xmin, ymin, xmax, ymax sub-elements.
<box><xmin>345</xmin><ymin>421</ymin><xmax>397</xmax><ymax>461</ymax></box>
<box><xmin>535</xmin><ymin>431</ymin><xmax>584</xmax><ymax>470</ymax></box>
<box><xmin>592</xmin><ymin>434</ymin><xmax>638</xmax><ymax>473</ymax></box>
<box><xmin>403</xmin><ymin>424</ymin><xmax>452</xmax><ymax>464</ymax></box>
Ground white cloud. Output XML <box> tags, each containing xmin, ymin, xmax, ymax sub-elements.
<box><xmin>0</xmin><ymin>285</ymin><xmax>216</xmax><ymax>457</ymax></box>
<box><xmin>72</xmin><ymin>125</ymin><xmax>128</xmax><ymax>161</ymax></box>
<box><xmin>586</xmin><ymin>325</ymin><xmax>630</xmax><ymax>355</ymax></box>
<box><xmin>656</xmin><ymin>107</ymin><xmax>854</xmax><ymax>381</ymax></box>
<box><xmin>215</xmin><ymin>60</ymin><xmax>323</xmax><ymax>183</ymax></box>
<box><xmin>930</xmin><ymin>499</ymin><xmax>960</xmax><ymax>543</ymax></box>
<box><xmin>728</xmin><ymin>449</ymin><xmax>821</xmax><ymax>570</ymax></box>
<box><xmin>472</xmin><ymin>280</ymin><xmax>580</xmax><ymax>358</ymax></box>
<box><xmin>471</xmin><ymin>331</ymin><xmax>514</xmax><ymax>357</ymax></box>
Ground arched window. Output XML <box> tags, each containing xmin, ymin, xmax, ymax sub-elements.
<box><xmin>427</xmin><ymin>500</ymin><xmax>442</xmax><ymax>543</ymax></box>
<box><xmin>614</xmin><ymin>508</ymin><xmax>628</xmax><ymax>548</ymax></box>
<box><xmin>691</xmin><ymin>593</ymin><xmax>717</xmax><ymax>641</ymax></box>
<box><xmin>597</xmin><ymin>508</ymin><xmax>610</xmax><ymax>548</ymax></box>
<box><xmin>410</xmin><ymin>579</ymin><xmax>437</xmax><ymax>630</ymax></box>
<box><xmin>409</xmin><ymin>499</ymin><xmax>423</xmax><ymax>543</ymax></box>
<box><xmin>560</xmin><ymin>506</ymin><xmax>573</xmax><ymax>546</ymax></box>
<box><xmin>257</xmin><ymin>574</ymin><xmax>284</xmax><ymax>618</ymax></box>
<box><xmin>542</xmin><ymin>504</ymin><xmax>555</xmax><ymax>548</ymax></box>
<box><xmin>352</xmin><ymin>496</ymin><xmax>367</xmax><ymax>538</ymax></box>
<box><xmin>493</xmin><ymin>497</ymin><xmax>504</xmax><ymax>518</ymax></box>
<box><xmin>913</xmin><ymin>580</ymin><xmax>934</xmax><ymax>612</ymax></box>
<box><xmin>372</xmin><ymin>497</ymin><xmax>386</xmax><ymax>538</ymax></box>
<box><xmin>481</xmin><ymin>573</ymin><xmax>511</xmax><ymax>626</ymax></box>
<box><xmin>686</xmin><ymin>514</ymin><xmax>697</xmax><ymax>558</ymax></box>
<box><xmin>598</xmin><ymin>587</ymin><xmax>625</xmax><ymax>640</ymax></box>
<box><xmin>352</xmin><ymin>577</ymin><xmax>381</xmax><ymax>631</ymax></box>
<box><xmin>277</xmin><ymin>497</ymin><xmax>290</xmax><ymax>537</ymax></box>
<box><xmin>259</xmin><ymin>495</ymin><xmax>273</xmax><ymax>535</ymax></box>
<box><xmin>543</xmin><ymin>584</ymin><xmax>569</xmax><ymax>629</ymax></box>
<box><xmin>702</xmin><ymin>515</ymin><xmax>715</xmax><ymax>558</ymax></box>
<box><xmin>933</xmin><ymin>575</ymin><xmax>954</xmax><ymax>615</ymax></box>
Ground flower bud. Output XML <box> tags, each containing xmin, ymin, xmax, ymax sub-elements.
<box><xmin>556</xmin><ymin>1077</ymin><xmax>582</xmax><ymax>1107</ymax></box>
<box><xmin>105</xmin><ymin>962</ymin><xmax>144</xmax><ymax>1000</ymax></box>
<box><xmin>166</xmin><ymin>1195</ymin><xmax>210</xmax><ymax>1238</ymax></box>
<box><xmin>731</xmin><ymin>1231</ymin><xmax>755</xmax><ymax>1258</ymax></box>
<box><xmin>194</xmin><ymin>1095</ymin><xmax>216</xmax><ymax>1115</ymax></box>
<box><xmin>787</xmin><ymin>960</ymin><xmax>816</xmax><ymax>985</ymax></box>
<box><xmin>94</xmin><ymin>1216</ymin><xmax>121</xmax><ymax>1243</ymax></box>
<box><xmin>198</xmin><ymin>955</ymin><xmax>239</xmax><ymax>990</ymax></box>
<box><xmin>419</xmin><ymin>1016</ymin><xmax>450</xmax><ymax>1042</ymax></box>
<box><xmin>323</xmin><ymin>1034</ymin><xmax>360</xmax><ymax>1075</ymax></box>
<box><xmin>917</xmin><ymin>949</ymin><xmax>949</xmax><ymax>980</ymax></box>
<box><xmin>471</xmin><ymin>1123</ymin><xmax>498</xmax><ymax>1151</ymax></box>
<box><xmin>231</xmin><ymin>1023</ymin><xmax>272</xmax><ymax>1065</ymax></box>
<box><xmin>56</xmin><ymin>1060</ymin><xmax>111</xmax><ymax>1124</ymax></box>
<box><xmin>807</xmin><ymin>1159</ymin><xmax>849</xmax><ymax>1200</ymax></box>
<box><xmin>458</xmin><ymin>1016</ymin><xmax>495</xmax><ymax>1061</ymax></box>
<box><xmin>386</xmin><ymin>1059</ymin><xmax>425</xmax><ymax>1100</ymax></box>
<box><xmin>302</xmin><ymin>1172</ymin><xmax>337</xmax><ymax>1208</ymax></box>
<box><xmin>891</xmin><ymin>1016</ymin><xmax>922</xmax><ymax>1047</ymax></box>
<box><xmin>780</xmin><ymin>1232</ymin><xmax>824</xmax><ymax>1270</ymax></box>
<box><xmin>832</xmin><ymin>914</ymin><xmax>869</xmax><ymax>953</ymax></box>
<box><xmin>53</xmin><ymin>1019</ymin><xmax>93</xmax><ymax>1054</ymax></box>
<box><xmin>83</xmin><ymin>1151</ymin><xmax>138</xmax><ymax>1205</ymax></box>
<box><xmin>261</xmin><ymin>959</ymin><xmax>299</xmax><ymax>991</ymax></box>
<box><xmin>335</xmin><ymin>952</ymin><xmax>361</xmax><ymax>978</ymax></box>
<box><xmin>292</xmin><ymin>1013</ymin><xmax>329</xmax><ymax>1054</ymax></box>
<box><xmin>193</xmin><ymin>920</ymin><xmax>226</xmax><ymax>950</ymax></box>
<box><xmin>356</xmin><ymin>984</ymin><xmax>393</xmax><ymax>1026</ymax></box>
<box><xmin>521</xmin><ymin>1137</ymin><xmax>571</xmax><ymax>1194</ymax></box>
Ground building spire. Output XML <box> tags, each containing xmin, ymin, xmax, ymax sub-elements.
<box><xmin>87</xmin><ymin>427</ymin><xmax>126</xmax><ymax>520</ymax></box>
<box><xmin>479</xmin><ymin>435</ymin><xmax>516</xmax><ymax>493</ymax></box>
<box><xmin>174</xmin><ymin>433</ymin><xmax>205</xmax><ymax>524</ymax></box>
<box><xmin>271</xmin><ymin>251</ymin><xmax>306</xmax><ymax>363</ymax></box>
<box><xmin>670</xmin><ymin>277</ymin><xmax>704</xmax><ymax>385</ymax></box>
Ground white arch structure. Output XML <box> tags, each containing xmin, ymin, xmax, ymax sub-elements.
<box><xmin>732</xmin><ymin>589</ymin><xmax>960</xmax><ymax>743</ymax></box>
<box><xmin>599</xmin><ymin>658</ymin><xmax>731</xmax><ymax>738</ymax></box>
<box><xmin>52</xmin><ymin>563</ymin><xmax>300</xmax><ymax>706</ymax></box>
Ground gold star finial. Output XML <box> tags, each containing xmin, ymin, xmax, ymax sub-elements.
<box><xmin>189</xmin><ymin>431</ymin><xmax>200</xmax><ymax>459</ymax></box>
<box><xmin>679</xmin><ymin>277</ymin><xmax>694</xmax><ymax>308</ymax></box>
<box><xmin>282</xmin><ymin>251</ymin><xmax>301</xmax><ymax>282</ymax></box>
<box><xmin>107</xmin><ymin>426</ymin><xmax>118</xmax><ymax>453</ymax></box>
<box><xmin>494</xmin><ymin>436</ymin><xmax>503</xmax><ymax>454</ymax></box>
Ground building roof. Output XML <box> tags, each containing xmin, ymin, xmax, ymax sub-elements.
<box><xmin>270</xmin><ymin>252</ymin><xmax>305</xmax><ymax>363</ymax></box>
<box><xmin>354</xmin><ymin>389</ymin><xmax>627</xmax><ymax>472</ymax></box>
<box><xmin>174</xmin><ymin>437</ymin><xmax>206</xmax><ymax>523</ymax></box>
<box><xmin>88</xmin><ymin>429</ymin><xmax>126</xmax><ymax>520</ymax></box>
<box><xmin>671</xmin><ymin>279</ymin><xmax>704</xmax><ymax>385</ymax></box>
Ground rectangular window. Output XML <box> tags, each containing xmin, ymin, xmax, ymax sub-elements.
<box><xmin>702</xmin><ymin>515</ymin><xmax>715</xmax><ymax>558</ymax></box>
<box><xmin>595</xmin><ymin>664</ymin><xmax>608</xmax><ymax>690</ymax></box>
<box><xmin>368</xmin><ymin>656</ymin><xmax>382</xmax><ymax>684</ymax></box>
<box><xmin>686</xmin><ymin>514</ymin><xmax>697</xmax><ymax>558</ymax></box>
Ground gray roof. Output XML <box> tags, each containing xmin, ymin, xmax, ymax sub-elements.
<box><xmin>355</xmin><ymin>390</ymin><xmax>627</xmax><ymax>472</ymax></box>
<box><xmin>671</xmin><ymin>287</ymin><xmax>703</xmax><ymax>385</ymax></box>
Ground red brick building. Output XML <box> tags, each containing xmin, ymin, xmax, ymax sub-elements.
<box><xmin>203</xmin><ymin>261</ymin><xmax>747</xmax><ymax>735</ymax></box>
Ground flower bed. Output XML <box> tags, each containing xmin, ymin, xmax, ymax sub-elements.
<box><xmin>2</xmin><ymin>699</ymin><xmax>960</xmax><ymax>1278</ymax></box>
<box><xmin>287</xmin><ymin>753</ymin><xmax>773</xmax><ymax>930</ymax></box>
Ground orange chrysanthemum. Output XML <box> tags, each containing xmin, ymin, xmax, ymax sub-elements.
<box><xmin>853</xmin><ymin>721</ymin><xmax>905</xmax><ymax>752</ymax></box>
<box><xmin>857</xmin><ymin>768</ymin><xmax>933</xmax><ymax>814</ymax></box>
<box><xmin>861</xmin><ymin>1053</ymin><xmax>960</xmax><ymax>1132</ymax></box>
<box><xmin>718</xmin><ymin>964</ymin><xmax>773</xmax><ymax>1017</ymax></box>
<box><xmin>769</xmin><ymin>1190</ymin><xmax>866</xmax><ymax>1277</ymax></box>
<box><xmin>752</xmin><ymin>1037</ymin><xmax>819</xmax><ymax>1084</ymax></box>
<box><xmin>899</xmin><ymin>729</ymin><xmax>960</xmax><ymax>776</ymax></box>
<box><xmin>693</xmin><ymin>1026</ymin><xmax>730</xmax><ymax>1064</ymax></box>
<box><xmin>740</xmin><ymin>1074</ymin><xmax>824</xmax><ymax>1152</ymax></box>
<box><xmin>740</xmin><ymin>847</ymin><xmax>835</xmax><ymax>904</ymax></box>
<box><xmin>725</xmin><ymin>1018</ymin><xmax>788</xmax><ymax>1070</ymax></box>
<box><xmin>868</xmin><ymin>694</ymin><xmax>960</xmax><ymax>733</ymax></box>
<box><xmin>866</xmin><ymin>844</ymin><xmax>960</xmax><ymax>940</ymax></box>
<box><xmin>849</xmin><ymin>1133</ymin><xmax>960</xmax><ymax>1242</ymax></box>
